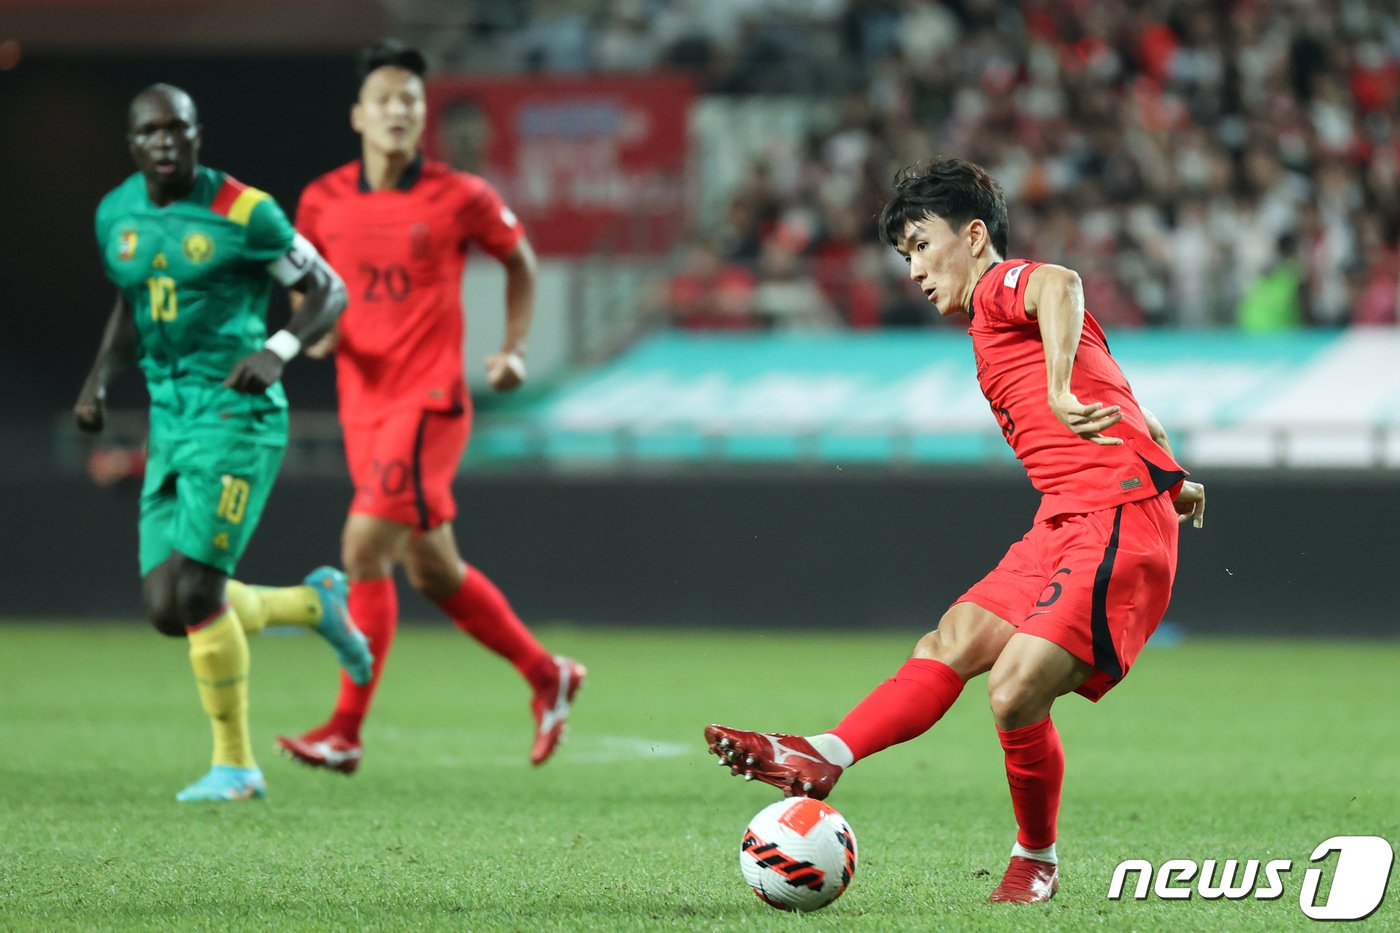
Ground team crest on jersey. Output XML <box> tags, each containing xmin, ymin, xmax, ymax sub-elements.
<box><xmin>118</xmin><ymin>230</ymin><xmax>138</xmax><ymax>260</ymax></box>
<box><xmin>183</xmin><ymin>231</ymin><xmax>215</xmax><ymax>264</ymax></box>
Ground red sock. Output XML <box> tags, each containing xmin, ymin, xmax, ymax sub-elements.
<box><xmin>327</xmin><ymin>576</ymin><xmax>398</xmax><ymax>742</ymax></box>
<box><xmin>998</xmin><ymin>716</ymin><xmax>1064</xmax><ymax>851</ymax></box>
<box><xmin>830</xmin><ymin>658</ymin><xmax>965</xmax><ymax>763</ymax></box>
<box><xmin>438</xmin><ymin>563</ymin><xmax>554</xmax><ymax>691</ymax></box>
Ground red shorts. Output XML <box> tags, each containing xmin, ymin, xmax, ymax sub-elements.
<box><xmin>956</xmin><ymin>492</ymin><xmax>1179</xmax><ymax>701</ymax></box>
<box><xmin>343</xmin><ymin>404</ymin><xmax>471</xmax><ymax>530</ymax></box>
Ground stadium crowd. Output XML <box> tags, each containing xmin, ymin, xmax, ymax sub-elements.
<box><xmin>467</xmin><ymin>0</ymin><xmax>1400</xmax><ymax>331</ymax></box>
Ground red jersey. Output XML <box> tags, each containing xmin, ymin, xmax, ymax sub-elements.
<box><xmin>296</xmin><ymin>156</ymin><xmax>524</xmax><ymax>423</ymax></box>
<box><xmin>970</xmin><ymin>259</ymin><xmax>1186</xmax><ymax>521</ymax></box>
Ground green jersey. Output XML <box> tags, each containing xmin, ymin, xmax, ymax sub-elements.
<box><xmin>95</xmin><ymin>166</ymin><xmax>297</xmax><ymax>443</ymax></box>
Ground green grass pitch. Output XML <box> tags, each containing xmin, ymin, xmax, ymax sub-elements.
<box><xmin>1</xmin><ymin>623</ymin><xmax>1396</xmax><ymax>931</ymax></box>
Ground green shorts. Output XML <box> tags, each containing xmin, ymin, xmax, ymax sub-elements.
<box><xmin>138</xmin><ymin>434</ymin><xmax>286</xmax><ymax>576</ymax></box>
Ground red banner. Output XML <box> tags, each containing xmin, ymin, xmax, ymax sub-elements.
<box><xmin>426</xmin><ymin>74</ymin><xmax>695</xmax><ymax>257</ymax></box>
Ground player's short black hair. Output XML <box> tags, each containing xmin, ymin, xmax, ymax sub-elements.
<box><xmin>358</xmin><ymin>39</ymin><xmax>427</xmax><ymax>85</ymax></box>
<box><xmin>878</xmin><ymin>158</ymin><xmax>1009</xmax><ymax>256</ymax></box>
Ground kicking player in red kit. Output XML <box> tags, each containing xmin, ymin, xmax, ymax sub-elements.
<box><xmin>278</xmin><ymin>40</ymin><xmax>584</xmax><ymax>774</ymax></box>
<box><xmin>704</xmin><ymin>158</ymin><xmax>1205</xmax><ymax>903</ymax></box>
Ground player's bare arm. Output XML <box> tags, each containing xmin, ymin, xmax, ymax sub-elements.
<box><xmin>1140</xmin><ymin>405</ymin><xmax>1174</xmax><ymax>457</ymax></box>
<box><xmin>1025</xmin><ymin>264</ymin><xmax>1124</xmax><ymax>445</ymax></box>
<box><xmin>224</xmin><ymin>238</ymin><xmax>348</xmax><ymax>394</ymax></box>
<box><xmin>1141</xmin><ymin>405</ymin><xmax>1206</xmax><ymax>528</ymax></box>
<box><xmin>484</xmin><ymin>237</ymin><xmax>537</xmax><ymax>392</ymax></box>
<box><xmin>74</xmin><ymin>290</ymin><xmax>136</xmax><ymax>433</ymax></box>
<box><xmin>290</xmin><ymin>289</ymin><xmax>340</xmax><ymax>359</ymax></box>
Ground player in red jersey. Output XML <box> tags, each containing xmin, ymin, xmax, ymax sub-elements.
<box><xmin>705</xmin><ymin>158</ymin><xmax>1206</xmax><ymax>904</ymax></box>
<box><xmin>277</xmin><ymin>40</ymin><xmax>584</xmax><ymax>774</ymax></box>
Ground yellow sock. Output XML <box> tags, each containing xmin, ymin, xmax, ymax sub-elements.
<box><xmin>187</xmin><ymin>609</ymin><xmax>254</xmax><ymax>768</ymax></box>
<box><xmin>225</xmin><ymin>580</ymin><xmax>322</xmax><ymax>636</ymax></box>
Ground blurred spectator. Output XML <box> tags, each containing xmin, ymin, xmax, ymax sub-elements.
<box><xmin>516</xmin><ymin>0</ymin><xmax>595</xmax><ymax>73</ymax></box>
<box><xmin>810</xmin><ymin>206</ymin><xmax>884</xmax><ymax>328</ymax></box>
<box><xmin>594</xmin><ymin>0</ymin><xmax>662</xmax><ymax>72</ymax></box>
<box><xmin>752</xmin><ymin>237</ymin><xmax>840</xmax><ymax>330</ymax></box>
<box><xmin>656</xmin><ymin>235</ymin><xmax>760</xmax><ymax>331</ymax></box>
<box><xmin>1351</xmin><ymin>214</ymin><xmax>1400</xmax><ymax>326</ymax></box>
<box><xmin>1237</xmin><ymin>234</ymin><xmax>1304</xmax><ymax>332</ymax></box>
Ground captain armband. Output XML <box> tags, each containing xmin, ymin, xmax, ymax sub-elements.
<box><xmin>266</xmin><ymin>233</ymin><xmax>322</xmax><ymax>287</ymax></box>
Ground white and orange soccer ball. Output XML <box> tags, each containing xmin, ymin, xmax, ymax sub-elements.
<box><xmin>739</xmin><ymin>797</ymin><xmax>858</xmax><ymax>912</ymax></box>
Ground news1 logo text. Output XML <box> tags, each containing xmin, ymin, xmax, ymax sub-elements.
<box><xmin>1108</xmin><ymin>835</ymin><xmax>1394</xmax><ymax>921</ymax></box>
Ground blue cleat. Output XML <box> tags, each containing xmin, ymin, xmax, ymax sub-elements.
<box><xmin>175</xmin><ymin>764</ymin><xmax>267</xmax><ymax>802</ymax></box>
<box><xmin>304</xmin><ymin>566</ymin><xmax>373</xmax><ymax>686</ymax></box>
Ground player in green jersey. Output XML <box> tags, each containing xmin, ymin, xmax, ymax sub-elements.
<box><xmin>74</xmin><ymin>84</ymin><xmax>373</xmax><ymax>803</ymax></box>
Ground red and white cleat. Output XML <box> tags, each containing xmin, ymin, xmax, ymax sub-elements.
<box><xmin>276</xmin><ymin>730</ymin><xmax>363</xmax><ymax>775</ymax></box>
<box><xmin>703</xmin><ymin>725</ymin><xmax>843</xmax><ymax>800</ymax></box>
<box><xmin>530</xmin><ymin>656</ymin><xmax>587</xmax><ymax>766</ymax></box>
<box><xmin>988</xmin><ymin>856</ymin><xmax>1059</xmax><ymax>903</ymax></box>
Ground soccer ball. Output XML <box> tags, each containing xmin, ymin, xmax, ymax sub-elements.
<box><xmin>739</xmin><ymin>797</ymin><xmax>858</xmax><ymax>912</ymax></box>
